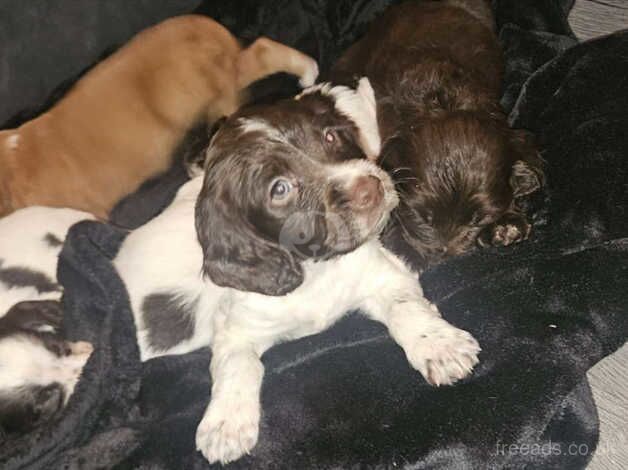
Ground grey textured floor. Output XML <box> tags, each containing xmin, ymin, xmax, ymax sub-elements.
<box><xmin>567</xmin><ymin>3</ymin><xmax>628</xmax><ymax>468</ymax></box>
<box><xmin>569</xmin><ymin>0</ymin><xmax>628</xmax><ymax>41</ymax></box>
<box><xmin>587</xmin><ymin>344</ymin><xmax>628</xmax><ymax>469</ymax></box>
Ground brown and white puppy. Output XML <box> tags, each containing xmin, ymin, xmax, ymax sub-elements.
<box><xmin>0</xmin><ymin>206</ymin><xmax>94</xmax><ymax>434</ymax></box>
<box><xmin>0</xmin><ymin>14</ymin><xmax>318</xmax><ymax>219</ymax></box>
<box><xmin>332</xmin><ymin>0</ymin><xmax>544</xmax><ymax>267</ymax></box>
<box><xmin>115</xmin><ymin>80</ymin><xmax>480</xmax><ymax>464</ymax></box>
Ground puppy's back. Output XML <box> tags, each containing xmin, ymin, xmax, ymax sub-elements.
<box><xmin>2</xmin><ymin>16</ymin><xmax>242</xmax><ymax>218</ymax></box>
<box><xmin>0</xmin><ymin>206</ymin><xmax>93</xmax><ymax>278</ymax></box>
<box><xmin>334</xmin><ymin>1</ymin><xmax>501</xmax><ymax>96</ymax></box>
<box><xmin>113</xmin><ymin>177</ymin><xmax>205</xmax><ymax>315</ymax></box>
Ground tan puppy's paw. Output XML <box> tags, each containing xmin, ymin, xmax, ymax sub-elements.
<box><xmin>298</xmin><ymin>57</ymin><xmax>319</xmax><ymax>88</ymax></box>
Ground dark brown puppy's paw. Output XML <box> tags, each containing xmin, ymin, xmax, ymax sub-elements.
<box><xmin>478</xmin><ymin>213</ymin><xmax>531</xmax><ymax>248</ymax></box>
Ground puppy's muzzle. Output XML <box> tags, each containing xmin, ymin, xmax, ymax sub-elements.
<box><xmin>348</xmin><ymin>175</ymin><xmax>384</xmax><ymax>213</ymax></box>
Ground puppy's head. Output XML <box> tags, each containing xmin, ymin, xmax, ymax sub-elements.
<box><xmin>195</xmin><ymin>79</ymin><xmax>397</xmax><ymax>296</ymax></box>
<box><xmin>0</xmin><ymin>383</ymin><xmax>65</xmax><ymax>435</ymax></box>
<box><xmin>0</xmin><ymin>300</ymin><xmax>92</xmax><ymax>434</ymax></box>
<box><xmin>385</xmin><ymin>113</ymin><xmax>543</xmax><ymax>266</ymax></box>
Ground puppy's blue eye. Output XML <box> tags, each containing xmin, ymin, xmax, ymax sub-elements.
<box><xmin>270</xmin><ymin>179</ymin><xmax>292</xmax><ymax>199</ymax></box>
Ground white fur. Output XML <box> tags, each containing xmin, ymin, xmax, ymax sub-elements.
<box><xmin>4</xmin><ymin>133</ymin><xmax>20</xmax><ymax>151</ymax></box>
<box><xmin>298</xmin><ymin>58</ymin><xmax>319</xmax><ymax>88</ymax></box>
<box><xmin>0</xmin><ymin>206</ymin><xmax>95</xmax><ymax>301</ymax></box>
<box><xmin>114</xmin><ymin>176</ymin><xmax>481</xmax><ymax>464</ymax></box>
<box><xmin>297</xmin><ymin>78</ymin><xmax>381</xmax><ymax>159</ymax></box>
<box><xmin>0</xmin><ymin>206</ymin><xmax>94</xmax><ymax>315</ymax></box>
<box><xmin>237</xmin><ymin>118</ymin><xmax>287</xmax><ymax>143</ymax></box>
<box><xmin>0</xmin><ymin>336</ymin><xmax>92</xmax><ymax>402</ymax></box>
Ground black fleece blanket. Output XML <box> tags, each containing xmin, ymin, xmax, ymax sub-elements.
<box><xmin>1</xmin><ymin>1</ymin><xmax>627</xmax><ymax>469</ymax></box>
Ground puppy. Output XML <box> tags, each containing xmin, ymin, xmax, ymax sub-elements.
<box><xmin>0</xmin><ymin>207</ymin><xmax>94</xmax><ymax>434</ymax></box>
<box><xmin>0</xmin><ymin>15</ymin><xmax>318</xmax><ymax>219</ymax></box>
<box><xmin>0</xmin><ymin>301</ymin><xmax>93</xmax><ymax>435</ymax></box>
<box><xmin>332</xmin><ymin>0</ymin><xmax>544</xmax><ymax>267</ymax></box>
<box><xmin>114</xmin><ymin>80</ymin><xmax>480</xmax><ymax>464</ymax></box>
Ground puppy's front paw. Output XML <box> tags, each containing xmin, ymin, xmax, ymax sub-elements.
<box><xmin>196</xmin><ymin>398</ymin><xmax>260</xmax><ymax>464</ymax></box>
<box><xmin>299</xmin><ymin>57</ymin><xmax>319</xmax><ymax>88</ymax></box>
<box><xmin>404</xmin><ymin>318</ymin><xmax>480</xmax><ymax>386</ymax></box>
<box><xmin>68</xmin><ymin>341</ymin><xmax>93</xmax><ymax>356</ymax></box>
<box><xmin>478</xmin><ymin>213</ymin><xmax>531</xmax><ymax>248</ymax></box>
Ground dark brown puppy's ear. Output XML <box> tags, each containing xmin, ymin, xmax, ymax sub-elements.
<box><xmin>508</xmin><ymin>129</ymin><xmax>545</xmax><ymax>198</ymax></box>
<box><xmin>1</xmin><ymin>300</ymin><xmax>63</xmax><ymax>333</ymax></box>
<box><xmin>195</xmin><ymin>178</ymin><xmax>303</xmax><ymax>297</ymax></box>
<box><xmin>181</xmin><ymin>120</ymin><xmax>225</xmax><ymax>179</ymax></box>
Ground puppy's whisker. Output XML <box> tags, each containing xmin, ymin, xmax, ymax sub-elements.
<box><xmin>391</xmin><ymin>166</ymin><xmax>413</xmax><ymax>175</ymax></box>
<box><xmin>378</xmin><ymin>153</ymin><xmax>389</xmax><ymax>166</ymax></box>
<box><xmin>392</xmin><ymin>210</ymin><xmax>411</xmax><ymax>235</ymax></box>
<box><xmin>393</xmin><ymin>177</ymin><xmax>418</xmax><ymax>183</ymax></box>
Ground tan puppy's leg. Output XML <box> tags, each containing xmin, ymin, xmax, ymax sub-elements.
<box><xmin>237</xmin><ymin>37</ymin><xmax>319</xmax><ymax>89</ymax></box>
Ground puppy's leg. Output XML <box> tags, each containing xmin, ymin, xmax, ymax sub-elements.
<box><xmin>196</xmin><ymin>337</ymin><xmax>263</xmax><ymax>464</ymax></box>
<box><xmin>362</xmin><ymin>247</ymin><xmax>480</xmax><ymax>386</ymax></box>
<box><xmin>477</xmin><ymin>211</ymin><xmax>531</xmax><ymax>248</ymax></box>
<box><xmin>237</xmin><ymin>37</ymin><xmax>319</xmax><ymax>89</ymax></box>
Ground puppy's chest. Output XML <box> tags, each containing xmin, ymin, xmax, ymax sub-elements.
<box><xmin>232</xmin><ymin>259</ymin><xmax>365</xmax><ymax>341</ymax></box>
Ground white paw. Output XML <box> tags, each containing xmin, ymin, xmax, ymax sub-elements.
<box><xmin>195</xmin><ymin>398</ymin><xmax>260</xmax><ymax>464</ymax></box>
<box><xmin>404</xmin><ymin>318</ymin><xmax>480</xmax><ymax>386</ymax></box>
<box><xmin>62</xmin><ymin>341</ymin><xmax>92</xmax><ymax>375</ymax></box>
<box><xmin>299</xmin><ymin>58</ymin><xmax>319</xmax><ymax>88</ymax></box>
<box><xmin>69</xmin><ymin>341</ymin><xmax>93</xmax><ymax>355</ymax></box>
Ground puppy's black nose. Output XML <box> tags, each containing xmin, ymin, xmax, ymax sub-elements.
<box><xmin>349</xmin><ymin>175</ymin><xmax>383</xmax><ymax>211</ymax></box>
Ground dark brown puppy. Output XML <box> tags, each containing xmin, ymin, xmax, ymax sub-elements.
<box><xmin>332</xmin><ymin>0</ymin><xmax>543</xmax><ymax>267</ymax></box>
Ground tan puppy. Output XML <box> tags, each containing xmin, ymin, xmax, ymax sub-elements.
<box><xmin>0</xmin><ymin>15</ymin><xmax>318</xmax><ymax>218</ymax></box>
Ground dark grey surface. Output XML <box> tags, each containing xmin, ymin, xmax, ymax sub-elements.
<box><xmin>568</xmin><ymin>3</ymin><xmax>628</xmax><ymax>469</ymax></box>
<box><xmin>0</xmin><ymin>0</ymin><xmax>201</xmax><ymax>126</ymax></box>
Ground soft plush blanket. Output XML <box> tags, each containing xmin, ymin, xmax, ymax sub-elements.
<box><xmin>1</xmin><ymin>1</ymin><xmax>626</xmax><ymax>468</ymax></box>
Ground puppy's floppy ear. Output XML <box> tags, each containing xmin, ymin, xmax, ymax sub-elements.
<box><xmin>1</xmin><ymin>300</ymin><xmax>63</xmax><ymax>333</ymax></box>
<box><xmin>195</xmin><ymin>171</ymin><xmax>304</xmax><ymax>296</ymax></box>
<box><xmin>181</xmin><ymin>119</ymin><xmax>227</xmax><ymax>179</ymax></box>
<box><xmin>508</xmin><ymin>129</ymin><xmax>545</xmax><ymax>198</ymax></box>
<box><xmin>297</xmin><ymin>78</ymin><xmax>381</xmax><ymax>159</ymax></box>
<box><xmin>336</xmin><ymin>77</ymin><xmax>381</xmax><ymax>160</ymax></box>
<box><xmin>511</xmin><ymin>160</ymin><xmax>543</xmax><ymax>198</ymax></box>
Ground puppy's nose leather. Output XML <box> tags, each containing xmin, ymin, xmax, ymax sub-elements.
<box><xmin>350</xmin><ymin>175</ymin><xmax>383</xmax><ymax>211</ymax></box>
